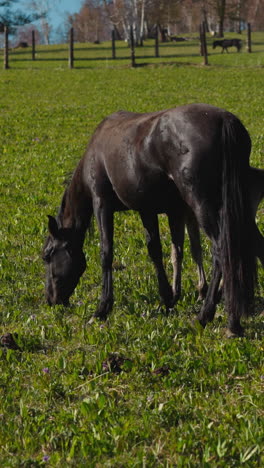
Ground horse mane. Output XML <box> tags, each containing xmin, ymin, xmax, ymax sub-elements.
<box><xmin>57</xmin><ymin>170</ymin><xmax>95</xmax><ymax>239</ymax></box>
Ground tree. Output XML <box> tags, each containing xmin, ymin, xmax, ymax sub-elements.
<box><xmin>202</xmin><ymin>0</ymin><xmax>251</xmax><ymax>37</ymax></box>
<box><xmin>0</xmin><ymin>0</ymin><xmax>43</xmax><ymax>33</ymax></box>
<box><xmin>232</xmin><ymin>0</ymin><xmax>246</xmax><ymax>33</ymax></box>
<box><xmin>68</xmin><ymin>0</ymin><xmax>112</xmax><ymax>43</ymax></box>
<box><xmin>66</xmin><ymin>0</ymin><xmax>264</xmax><ymax>47</ymax></box>
<box><xmin>26</xmin><ymin>1</ymin><xmax>56</xmax><ymax>45</ymax></box>
<box><xmin>146</xmin><ymin>0</ymin><xmax>183</xmax><ymax>40</ymax></box>
<box><xmin>15</xmin><ymin>23</ymin><xmax>41</xmax><ymax>45</ymax></box>
<box><xmin>101</xmin><ymin>0</ymin><xmax>138</xmax><ymax>43</ymax></box>
<box><xmin>101</xmin><ymin>0</ymin><xmax>183</xmax><ymax>44</ymax></box>
<box><xmin>214</xmin><ymin>0</ymin><xmax>226</xmax><ymax>36</ymax></box>
<box><xmin>247</xmin><ymin>0</ymin><xmax>264</xmax><ymax>31</ymax></box>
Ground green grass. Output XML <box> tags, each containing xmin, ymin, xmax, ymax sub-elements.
<box><xmin>0</xmin><ymin>33</ymin><xmax>263</xmax><ymax>466</ymax></box>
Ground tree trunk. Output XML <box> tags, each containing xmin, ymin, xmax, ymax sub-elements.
<box><xmin>218</xmin><ymin>18</ymin><xmax>224</xmax><ymax>37</ymax></box>
<box><xmin>217</xmin><ymin>0</ymin><xmax>226</xmax><ymax>37</ymax></box>
<box><xmin>139</xmin><ymin>0</ymin><xmax>145</xmax><ymax>42</ymax></box>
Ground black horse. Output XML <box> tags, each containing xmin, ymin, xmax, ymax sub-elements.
<box><xmin>213</xmin><ymin>39</ymin><xmax>242</xmax><ymax>53</ymax></box>
<box><xmin>43</xmin><ymin>103</ymin><xmax>259</xmax><ymax>336</ymax></box>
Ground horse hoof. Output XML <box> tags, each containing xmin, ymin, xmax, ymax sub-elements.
<box><xmin>88</xmin><ymin>316</ymin><xmax>96</xmax><ymax>325</ymax></box>
<box><xmin>88</xmin><ymin>313</ymin><xmax>108</xmax><ymax>325</ymax></box>
<box><xmin>165</xmin><ymin>293</ymin><xmax>179</xmax><ymax>310</ymax></box>
<box><xmin>225</xmin><ymin>327</ymin><xmax>244</xmax><ymax>338</ymax></box>
<box><xmin>93</xmin><ymin>312</ymin><xmax>108</xmax><ymax>322</ymax></box>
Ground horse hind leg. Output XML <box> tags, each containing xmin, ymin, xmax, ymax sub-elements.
<box><xmin>185</xmin><ymin>210</ymin><xmax>208</xmax><ymax>300</ymax></box>
<box><xmin>189</xmin><ymin>224</ymin><xmax>242</xmax><ymax>335</ymax></box>
<box><xmin>167</xmin><ymin>210</ymin><xmax>185</xmax><ymax>303</ymax></box>
<box><xmin>186</xmin><ymin>205</ymin><xmax>222</xmax><ymax>328</ymax></box>
<box><xmin>140</xmin><ymin>211</ymin><xmax>174</xmax><ymax>310</ymax></box>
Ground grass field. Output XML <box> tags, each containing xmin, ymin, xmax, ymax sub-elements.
<box><xmin>0</xmin><ymin>32</ymin><xmax>263</xmax><ymax>466</ymax></box>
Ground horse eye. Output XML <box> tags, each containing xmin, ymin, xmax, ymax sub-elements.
<box><xmin>42</xmin><ymin>252</ymin><xmax>51</xmax><ymax>263</ymax></box>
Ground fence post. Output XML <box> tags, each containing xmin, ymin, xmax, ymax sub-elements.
<box><xmin>112</xmin><ymin>30</ymin><xmax>116</xmax><ymax>59</ymax></box>
<box><xmin>32</xmin><ymin>30</ymin><xmax>35</xmax><ymax>61</ymax></box>
<box><xmin>69</xmin><ymin>27</ymin><xmax>74</xmax><ymax>69</ymax></box>
<box><xmin>202</xmin><ymin>22</ymin><xmax>208</xmax><ymax>65</ymax></box>
<box><xmin>247</xmin><ymin>23</ymin><xmax>252</xmax><ymax>53</ymax></box>
<box><xmin>130</xmin><ymin>25</ymin><xmax>136</xmax><ymax>68</ymax></box>
<box><xmin>155</xmin><ymin>25</ymin><xmax>159</xmax><ymax>58</ymax></box>
<box><xmin>4</xmin><ymin>26</ymin><xmax>9</xmax><ymax>69</ymax></box>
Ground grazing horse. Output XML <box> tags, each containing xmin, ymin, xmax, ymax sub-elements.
<box><xmin>43</xmin><ymin>103</ymin><xmax>258</xmax><ymax>336</ymax></box>
<box><xmin>213</xmin><ymin>39</ymin><xmax>242</xmax><ymax>53</ymax></box>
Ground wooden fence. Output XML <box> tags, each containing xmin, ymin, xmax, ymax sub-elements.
<box><xmin>2</xmin><ymin>24</ymin><xmax>253</xmax><ymax>70</ymax></box>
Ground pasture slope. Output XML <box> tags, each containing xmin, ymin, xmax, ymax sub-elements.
<box><xmin>0</xmin><ymin>32</ymin><xmax>263</xmax><ymax>466</ymax></box>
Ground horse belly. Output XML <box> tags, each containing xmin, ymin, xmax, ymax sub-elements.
<box><xmin>111</xmin><ymin>168</ymin><xmax>177</xmax><ymax>213</ymax></box>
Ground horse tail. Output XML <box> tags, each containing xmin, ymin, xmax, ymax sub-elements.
<box><xmin>249</xmin><ymin>167</ymin><xmax>264</xmax><ymax>216</ymax></box>
<box><xmin>220</xmin><ymin>115</ymin><xmax>257</xmax><ymax>327</ymax></box>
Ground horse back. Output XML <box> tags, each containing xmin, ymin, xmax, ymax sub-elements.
<box><xmin>81</xmin><ymin>104</ymin><xmax>250</xmax><ymax>214</ymax></box>
<box><xmin>82</xmin><ymin>109</ymin><xmax>177</xmax><ymax>211</ymax></box>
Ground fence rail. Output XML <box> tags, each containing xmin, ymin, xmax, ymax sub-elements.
<box><xmin>2</xmin><ymin>25</ymin><xmax>255</xmax><ymax>70</ymax></box>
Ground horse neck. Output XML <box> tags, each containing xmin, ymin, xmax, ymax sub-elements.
<box><xmin>58</xmin><ymin>166</ymin><xmax>91</xmax><ymax>244</ymax></box>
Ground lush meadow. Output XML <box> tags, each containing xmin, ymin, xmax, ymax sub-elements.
<box><xmin>0</xmin><ymin>33</ymin><xmax>263</xmax><ymax>466</ymax></box>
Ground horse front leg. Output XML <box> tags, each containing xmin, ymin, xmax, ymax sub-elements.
<box><xmin>93</xmin><ymin>201</ymin><xmax>114</xmax><ymax>320</ymax></box>
<box><xmin>140</xmin><ymin>211</ymin><xmax>174</xmax><ymax>310</ymax></box>
<box><xmin>167</xmin><ymin>211</ymin><xmax>185</xmax><ymax>304</ymax></box>
<box><xmin>186</xmin><ymin>210</ymin><xmax>208</xmax><ymax>300</ymax></box>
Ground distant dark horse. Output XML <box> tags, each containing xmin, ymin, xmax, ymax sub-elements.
<box><xmin>213</xmin><ymin>39</ymin><xmax>242</xmax><ymax>53</ymax></box>
<box><xmin>43</xmin><ymin>103</ymin><xmax>259</xmax><ymax>336</ymax></box>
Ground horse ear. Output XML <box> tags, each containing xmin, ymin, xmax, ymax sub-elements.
<box><xmin>48</xmin><ymin>215</ymin><xmax>59</xmax><ymax>238</ymax></box>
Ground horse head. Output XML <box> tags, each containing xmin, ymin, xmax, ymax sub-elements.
<box><xmin>42</xmin><ymin>215</ymin><xmax>86</xmax><ymax>306</ymax></box>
